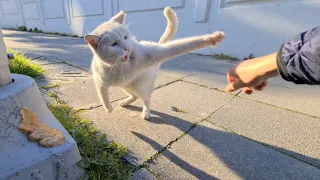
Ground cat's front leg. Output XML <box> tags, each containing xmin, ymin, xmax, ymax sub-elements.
<box><xmin>95</xmin><ymin>83</ymin><xmax>113</xmax><ymax>113</ymax></box>
<box><xmin>151</xmin><ymin>31</ymin><xmax>225</xmax><ymax>63</ymax></box>
<box><xmin>141</xmin><ymin>100</ymin><xmax>151</xmax><ymax>120</ymax></box>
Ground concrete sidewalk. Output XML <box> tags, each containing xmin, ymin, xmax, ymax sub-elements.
<box><xmin>4</xmin><ymin>30</ymin><xmax>320</xmax><ymax>179</ymax></box>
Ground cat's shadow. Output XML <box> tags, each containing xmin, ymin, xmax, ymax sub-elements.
<box><xmin>123</xmin><ymin>105</ymin><xmax>320</xmax><ymax>179</ymax></box>
<box><xmin>123</xmin><ymin>105</ymin><xmax>196</xmax><ymax>130</ymax></box>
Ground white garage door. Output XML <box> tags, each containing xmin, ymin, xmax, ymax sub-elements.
<box><xmin>208</xmin><ymin>0</ymin><xmax>320</xmax><ymax>57</ymax></box>
<box><xmin>114</xmin><ymin>0</ymin><xmax>320</xmax><ymax>57</ymax></box>
<box><xmin>0</xmin><ymin>0</ymin><xmax>319</xmax><ymax>57</ymax></box>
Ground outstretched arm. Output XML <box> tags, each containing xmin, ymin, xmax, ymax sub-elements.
<box><xmin>225</xmin><ymin>26</ymin><xmax>320</xmax><ymax>94</ymax></box>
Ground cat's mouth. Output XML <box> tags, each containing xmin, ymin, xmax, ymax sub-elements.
<box><xmin>124</xmin><ymin>55</ymin><xmax>128</xmax><ymax>61</ymax></box>
<box><xmin>122</xmin><ymin>52</ymin><xmax>131</xmax><ymax>62</ymax></box>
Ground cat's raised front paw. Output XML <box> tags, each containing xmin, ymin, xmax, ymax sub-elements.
<box><xmin>209</xmin><ymin>31</ymin><xmax>225</xmax><ymax>46</ymax></box>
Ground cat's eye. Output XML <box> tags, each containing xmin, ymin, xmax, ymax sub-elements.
<box><xmin>111</xmin><ymin>42</ymin><xmax>117</xmax><ymax>46</ymax></box>
<box><xmin>124</xmin><ymin>35</ymin><xmax>128</xmax><ymax>40</ymax></box>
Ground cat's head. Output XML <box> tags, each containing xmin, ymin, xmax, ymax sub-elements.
<box><xmin>85</xmin><ymin>11</ymin><xmax>133</xmax><ymax>65</ymax></box>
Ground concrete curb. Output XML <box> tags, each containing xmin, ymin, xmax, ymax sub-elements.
<box><xmin>0</xmin><ymin>74</ymin><xmax>83</xmax><ymax>180</ymax></box>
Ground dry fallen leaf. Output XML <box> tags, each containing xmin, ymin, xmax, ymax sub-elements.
<box><xmin>18</xmin><ymin>107</ymin><xmax>65</xmax><ymax>147</ymax></box>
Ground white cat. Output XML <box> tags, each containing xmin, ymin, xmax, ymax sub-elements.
<box><xmin>85</xmin><ymin>7</ymin><xmax>225</xmax><ymax>119</ymax></box>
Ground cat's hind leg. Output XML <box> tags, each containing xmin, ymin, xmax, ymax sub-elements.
<box><xmin>119</xmin><ymin>95</ymin><xmax>137</xmax><ymax>107</ymax></box>
<box><xmin>123</xmin><ymin>68</ymin><xmax>158</xmax><ymax>120</ymax></box>
<box><xmin>134</xmin><ymin>86</ymin><xmax>152</xmax><ymax>120</ymax></box>
<box><xmin>135</xmin><ymin>73</ymin><xmax>157</xmax><ymax>120</ymax></box>
<box><xmin>119</xmin><ymin>88</ymin><xmax>138</xmax><ymax>107</ymax></box>
<box><xmin>121</xmin><ymin>84</ymin><xmax>153</xmax><ymax>120</ymax></box>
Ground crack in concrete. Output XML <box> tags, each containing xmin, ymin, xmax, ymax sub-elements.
<box><xmin>38</xmin><ymin>62</ymin><xmax>63</xmax><ymax>66</ymax></box>
<box><xmin>165</xmin><ymin>86</ymin><xmax>320</xmax><ymax>170</ymax></box>
<box><xmin>180</xmin><ymin>79</ymin><xmax>319</xmax><ymax>119</ymax></box>
<box><xmin>33</xmin><ymin>56</ymin><xmax>320</xmax><ymax>178</ymax></box>
<box><xmin>39</xmin><ymin>58</ymin><xmax>320</xmax><ymax>170</ymax></box>
<box><xmin>27</xmin><ymin>55</ymin><xmax>89</xmax><ymax>72</ymax></box>
<box><xmin>60</xmin><ymin>76</ymin><xmax>89</xmax><ymax>78</ymax></box>
<box><xmin>32</xmin><ymin>53</ymin><xmax>320</xmax><ymax>177</ymax></box>
<box><xmin>141</xmin><ymin>96</ymin><xmax>236</xmax><ymax>169</ymax></box>
<box><xmin>161</xmin><ymin>56</ymin><xmax>190</xmax><ymax>65</ymax></box>
<box><xmin>154</xmin><ymin>74</ymin><xmax>193</xmax><ymax>90</ymax></box>
<box><xmin>142</xmin><ymin>93</ymin><xmax>320</xmax><ymax>174</ymax></box>
<box><xmin>47</xmin><ymin>56</ymin><xmax>89</xmax><ymax>72</ymax></box>
<box><xmin>39</xmin><ymin>78</ymin><xmax>93</xmax><ymax>90</ymax></box>
<box><xmin>180</xmin><ymin>79</ymin><xmax>234</xmax><ymax>94</ymax></box>
<box><xmin>239</xmin><ymin>96</ymin><xmax>320</xmax><ymax>120</ymax></box>
<box><xmin>204</xmin><ymin>119</ymin><xmax>320</xmax><ymax>170</ymax></box>
<box><xmin>73</xmin><ymin>75</ymin><xmax>193</xmax><ymax>112</ymax></box>
<box><xmin>145</xmin><ymin>167</ymin><xmax>160</xmax><ymax>180</ymax></box>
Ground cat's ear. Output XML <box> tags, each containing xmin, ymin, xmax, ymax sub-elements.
<box><xmin>110</xmin><ymin>11</ymin><xmax>126</xmax><ymax>24</ymax></box>
<box><xmin>84</xmin><ymin>35</ymin><xmax>100</xmax><ymax>48</ymax></box>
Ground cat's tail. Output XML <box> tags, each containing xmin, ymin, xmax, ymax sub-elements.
<box><xmin>159</xmin><ymin>7</ymin><xmax>178</xmax><ymax>44</ymax></box>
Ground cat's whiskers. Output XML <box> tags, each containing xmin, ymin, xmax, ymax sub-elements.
<box><xmin>120</xmin><ymin>61</ymin><xmax>126</xmax><ymax>84</ymax></box>
<box><xmin>112</xmin><ymin>61</ymin><xmax>117</xmax><ymax>85</ymax></box>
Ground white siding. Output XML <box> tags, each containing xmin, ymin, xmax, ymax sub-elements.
<box><xmin>0</xmin><ymin>0</ymin><xmax>319</xmax><ymax>57</ymax></box>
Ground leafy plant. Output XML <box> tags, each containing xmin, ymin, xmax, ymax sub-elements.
<box><xmin>212</xmin><ymin>53</ymin><xmax>239</xmax><ymax>61</ymax></box>
<box><xmin>49</xmin><ymin>103</ymin><xmax>135</xmax><ymax>179</ymax></box>
<box><xmin>7</xmin><ymin>49</ymin><xmax>44</xmax><ymax>78</ymax></box>
<box><xmin>243</xmin><ymin>53</ymin><xmax>255</xmax><ymax>60</ymax></box>
<box><xmin>171</xmin><ymin>106</ymin><xmax>186</xmax><ymax>113</ymax></box>
<box><xmin>17</xmin><ymin>26</ymin><xmax>27</xmax><ymax>31</ymax></box>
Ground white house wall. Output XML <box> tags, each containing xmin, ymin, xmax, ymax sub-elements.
<box><xmin>0</xmin><ymin>0</ymin><xmax>319</xmax><ymax>57</ymax></box>
<box><xmin>208</xmin><ymin>0</ymin><xmax>320</xmax><ymax>57</ymax></box>
<box><xmin>0</xmin><ymin>0</ymin><xmax>24</xmax><ymax>27</ymax></box>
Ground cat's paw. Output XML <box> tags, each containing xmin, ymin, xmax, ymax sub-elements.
<box><xmin>105</xmin><ymin>105</ymin><xmax>113</xmax><ymax>113</ymax></box>
<box><xmin>119</xmin><ymin>96</ymin><xmax>137</xmax><ymax>107</ymax></box>
<box><xmin>119</xmin><ymin>100</ymin><xmax>128</xmax><ymax>107</ymax></box>
<box><xmin>208</xmin><ymin>31</ymin><xmax>225</xmax><ymax>46</ymax></box>
<box><xmin>141</xmin><ymin>112</ymin><xmax>150</xmax><ymax>120</ymax></box>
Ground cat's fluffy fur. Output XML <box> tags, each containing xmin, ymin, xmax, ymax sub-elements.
<box><xmin>85</xmin><ymin>7</ymin><xmax>225</xmax><ymax>119</ymax></box>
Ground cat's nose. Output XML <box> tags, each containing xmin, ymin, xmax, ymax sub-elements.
<box><xmin>124</xmin><ymin>47</ymin><xmax>129</xmax><ymax>51</ymax></box>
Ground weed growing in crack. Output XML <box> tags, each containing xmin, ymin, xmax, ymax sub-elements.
<box><xmin>41</xmin><ymin>83</ymin><xmax>60</xmax><ymax>90</ymax></box>
<box><xmin>171</xmin><ymin>106</ymin><xmax>187</xmax><ymax>113</ymax></box>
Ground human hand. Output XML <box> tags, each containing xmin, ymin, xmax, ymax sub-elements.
<box><xmin>225</xmin><ymin>52</ymin><xmax>278</xmax><ymax>94</ymax></box>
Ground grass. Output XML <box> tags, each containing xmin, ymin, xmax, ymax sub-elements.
<box><xmin>212</xmin><ymin>53</ymin><xmax>256</xmax><ymax>61</ymax></box>
<box><xmin>7</xmin><ymin>49</ymin><xmax>44</xmax><ymax>78</ymax></box>
<box><xmin>17</xmin><ymin>26</ymin><xmax>27</xmax><ymax>31</ymax></box>
<box><xmin>12</xmin><ymin>26</ymin><xmax>79</xmax><ymax>37</ymax></box>
<box><xmin>48</xmin><ymin>91</ymin><xmax>58</xmax><ymax>98</ymax></box>
<box><xmin>41</xmin><ymin>83</ymin><xmax>60</xmax><ymax>90</ymax></box>
<box><xmin>212</xmin><ymin>53</ymin><xmax>239</xmax><ymax>61</ymax></box>
<box><xmin>243</xmin><ymin>53</ymin><xmax>255</xmax><ymax>60</ymax></box>
<box><xmin>7</xmin><ymin>49</ymin><xmax>134</xmax><ymax>179</ymax></box>
<box><xmin>46</xmin><ymin>31</ymin><xmax>79</xmax><ymax>37</ymax></box>
<box><xmin>171</xmin><ymin>106</ymin><xmax>186</xmax><ymax>113</ymax></box>
<box><xmin>48</xmin><ymin>103</ymin><xmax>135</xmax><ymax>179</ymax></box>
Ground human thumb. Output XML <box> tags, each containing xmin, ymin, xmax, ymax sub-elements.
<box><xmin>225</xmin><ymin>79</ymin><xmax>244</xmax><ymax>92</ymax></box>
